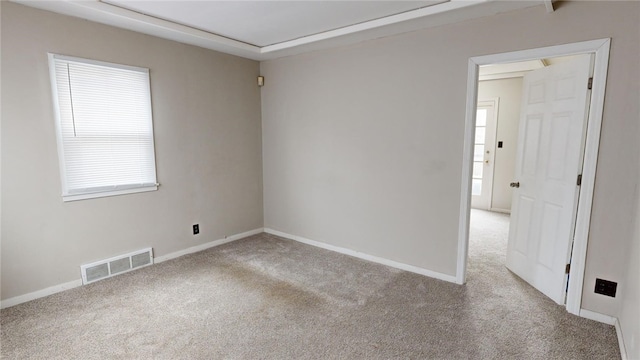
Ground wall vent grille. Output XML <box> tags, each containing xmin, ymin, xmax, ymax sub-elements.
<box><xmin>80</xmin><ymin>248</ymin><xmax>153</xmax><ymax>285</ymax></box>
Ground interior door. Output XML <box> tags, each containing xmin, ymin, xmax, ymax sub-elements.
<box><xmin>471</xmin><ymin>100</ymin><xmax>497</xmax><ymax>210</ymax></box>
<box><xmin>506</xmin><ymin>55</ymin><xmax>592</xmax><ymax>305</ymax></box>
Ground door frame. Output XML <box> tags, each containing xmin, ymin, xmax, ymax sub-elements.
<box><xmin>456</xmin><ymin>38</ymin><xmax>611</xmax><ymax>316</ymax></box>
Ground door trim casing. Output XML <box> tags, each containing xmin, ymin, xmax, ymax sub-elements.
<box><xmin>456</xmin><ymin>38</ymin><xmax>611</xmax><ymax>316</ymax></box>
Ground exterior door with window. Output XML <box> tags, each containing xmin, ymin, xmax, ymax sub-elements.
<box><xmin>471</xmin><ymin>100</ymin><xmax>497</xmax><ymax>210</ymax></box>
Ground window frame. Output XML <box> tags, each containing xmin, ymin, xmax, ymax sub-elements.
<box><xmin>48</xmin><ymin>53</ymin><xmax>159</xmax><ymax>202</ymax></box>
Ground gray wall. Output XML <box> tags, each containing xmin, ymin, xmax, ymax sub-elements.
<box><xmin>619</xmin><ymin>175</ymin><xmax>640</xmax><ymax>359</ymax></box>
<box><xmin>261</xmin><ymin>1</ymin><xmax>640</xmax><ymax>317</ymax></box>
<box><xmin>1</xmin><ymin>2</ymin><xmax>263</xmax><ymax>300</ymax></box>
<box><xmin>477</xmin><ymin>78</ymin><xmax>523</xmax><ymax>212</ymax></box>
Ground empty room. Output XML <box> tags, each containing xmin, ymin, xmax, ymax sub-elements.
<box><xmin>1</xmin><ymin>1</ymin><xmax>638</xmax><ymax>359</ymax></box>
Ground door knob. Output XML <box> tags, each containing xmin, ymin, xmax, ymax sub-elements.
<box><xmin>510</xmin><ymin>182</ymin><xmax>520</xmax><ymax>188</ymax></box>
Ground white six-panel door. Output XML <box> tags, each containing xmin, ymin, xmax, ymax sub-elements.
<box><xmin>506</xmin><ymin>55</ymin><xmax>592</xmax><ymax>305</ymax></box>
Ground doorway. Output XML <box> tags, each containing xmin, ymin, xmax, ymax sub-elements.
<box><xmin>456</xmin><ymin>39</ymin><xmax>611</xmax><ymax>316</ymax></box>
<box><xmin>471</xmin><ymin>53</ymin><xmax>592</xmax><ymax>304</ymax></box>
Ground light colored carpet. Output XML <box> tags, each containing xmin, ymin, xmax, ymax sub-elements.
<box><xmin>1</xmin><ymin>210</ymin><xmax>620</xmax><ymax>359</ymax></box>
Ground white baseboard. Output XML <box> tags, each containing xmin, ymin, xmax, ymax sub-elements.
<box><xmin>579</xmin><ymin>308</ymin><xmax>616</xmax><ymax>325</ymax></box>
<box><xmin>489</xmin><ymin>207</ymin><xmax>511</xmax><ymax>214</ymax></box>
<box><xmin>579</xmin><ymin>309</ymin><xmax>627</xmax><ymax>358</ymax></box>
<box><xmin>0</xmin><ymin>228</ymin><xmax>263</xmax><ymax>309</ymax></box>
<box><xmin>0</xmin><ymin>279</ymin><xmax>83</xmax><ymax>309</ymax></box>
<box><xmin>264</xmin><ymin>228</ymin><xmax>457</xmax><ymax>283</ymax></box>
<box><xmin>155</xmin><ymin>228</ymin><xmax>264</xmax><ymax>263</ymax></box>
<box><xmin>615</xmin><ymin>318</ymin><xmax>628</xmax><ymax>360</ymax></box>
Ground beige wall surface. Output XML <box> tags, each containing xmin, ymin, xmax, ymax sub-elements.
<box><xmin>619</xmin><ymin>175</ymin><xmax>640</xmax><ymax>359</ymax></box>
<box><xmin>261</xmin><ymin>1</ymin><xmax>640</xmax><ymax>316</ymax></box>
<box><xmin>478</xmin><ymin>78</ymin><xmax>523</xmax><ymax>212</ymax></box>
<box><xmin>1</xmin><ymin>2</ymin><xmax>263</xmax><ymax>300</ymax></box>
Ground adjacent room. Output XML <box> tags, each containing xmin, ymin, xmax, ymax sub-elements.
<box><xmin>2</xmin><ymin>1</ymin><xmax>639</xmax><ymax>358</ymax></box>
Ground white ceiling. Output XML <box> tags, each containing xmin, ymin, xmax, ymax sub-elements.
<box><xmin>479</xmin><ymin>55</ymin><xmax>583</xmax><ymax>81</ymax></box>
<box><xmin>14</xmin><ymin>0</ymin><xmax>548</xmax><ymax>60</ymax></box>
<box><xmin>104</xmin><ymin>1</ymin><xmax>445</xmax><ymax>47</ymax></box>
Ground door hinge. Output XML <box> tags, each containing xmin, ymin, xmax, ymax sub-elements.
<box><xmin>577</xmin><ymin>174</ymin><xmax>582</xmax><ymax>186</ymax></box>
<box><xmin>565</xmin><ymin>264</ymin><xmax>571</xmax><ymax>274</ymax></box>
<box><xmin>587</xmin><ymin>77</ymin><xmax>593</xmax><ymax>90</ymax></box>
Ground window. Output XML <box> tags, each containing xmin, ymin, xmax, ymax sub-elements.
<box><xmin>472</xmin><ymin>108</ymin><xmax>487</xmax><ymax>196</ymax></box>
<box><xmin>48</xmin><ymin>54</ymin><xmax>158</xmax><ymax>201</ymax></box>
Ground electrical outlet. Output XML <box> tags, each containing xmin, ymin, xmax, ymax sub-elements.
<box><xmin>193</xmin><ymin>224</ymin><xmax>199</xmax><ymax>235</ymax></box>
<box><xmin>594</xmin><ymin>278</ymin><xmax>617</xmax><ymax>297</ymax></box>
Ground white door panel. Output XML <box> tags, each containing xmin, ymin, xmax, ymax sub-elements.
<box><xmin>506</xmin><ymin>55</ymin><xmax>592</xmax><ymax>305</ymax></box>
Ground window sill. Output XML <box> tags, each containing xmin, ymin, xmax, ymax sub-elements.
<box><xmin>62</xmin><ymin>185</ymin><xmax>158</xmax><ymax>202</ymax></box>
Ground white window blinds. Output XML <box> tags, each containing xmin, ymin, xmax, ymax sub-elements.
<box><xmin>48</xmin><ymin>54</ymin><xmax>158</xmax><ymax>201</ymax></box>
